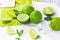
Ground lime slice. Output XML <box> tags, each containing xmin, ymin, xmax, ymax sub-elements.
<box><xmin>0</xmin><ymin>18</ymin><xmax>12</xmax><ymax>27</ymax></box>
<box><xmin>30</xmin><ymin>10</ymin><xmax>42</xmax><ymax>24</ymax></box>
<box><xmin>0</xmin><ymin>19</ymin><xmax>21</xmax><ymax>26</ymax></box>
<box><xmin>29</xmin><ymin>29</ymin><xmax>40</xmax><ymax>39</ymax></box>
<box><xmin>1</xmin><ymin>8</ymin><xmax>16</xmax><ymax>18</ymax></box>
<box><xmin>43</xmin><ymin>7</ymin><xmax>54</xmax><ymax>16</ymax></box>
<box><xmin>10</xmin><ymin>19</ymin><xmax>22</xmax><ymax>26</ymax></box>
<box><xmin>17</xmin><ymin>14</ymin><xmax>29</xmax><ymax>24</ymax></box>
<box><xmin>7</xmin><ymin>27</ymin><xmax>16</xmax><ymax>35</ymax></box>
<box><xmin>1</xmin><ymin>18</ymin><xmax>12</xmax><ymax>24</ymax></box>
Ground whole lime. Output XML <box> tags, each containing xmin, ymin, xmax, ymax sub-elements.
<box><xmin>30</xmin><ymin>11</ymin><xmax>42</xmax><ymax>24</ymax></box>
<box><xmin>50</xmin><ymin>17</ymin><xmax>60</xmax><ymax>31</ymax></box>
<box><xmin>21</xmin><ymin>6</ymin><xmax>34</xmax><ymax>15</ymax></box>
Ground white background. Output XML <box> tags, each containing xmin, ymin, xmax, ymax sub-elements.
<box><xmin>0</xmin><ymin>0</ymin><xmax>15</xmax><ymax>7</ymax></box>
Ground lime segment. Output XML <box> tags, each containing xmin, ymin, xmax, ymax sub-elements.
<box><xmin>29</xmin><ymin>29</ymin><xmax>40</xmax><ymax>39</ymax></box>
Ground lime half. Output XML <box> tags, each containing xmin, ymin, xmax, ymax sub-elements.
<box><xmin>17</xmin><ymin>14</ymin><xmax>29</xmax><ymax>23</ymax></box>
<box><xmin>43</xmin><ymin>7</ymin><xmax>54</xmax><ymax>16</ymax></box>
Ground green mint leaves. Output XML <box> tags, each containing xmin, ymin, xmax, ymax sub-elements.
<box><xmin>16</xmin><ymin>30</ymin><xmax>24</xmax><ymax>40</ymax></box>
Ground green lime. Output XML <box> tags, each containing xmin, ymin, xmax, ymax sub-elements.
<box><xmin>50</xmin><ymin>17</ymin><xmax>60</xmax><ymax>31</ymax></box>
<box><xmin>30</xmin><ymin>11</ymin><xmax>42</xmax><ymax>24</ymax></box>
<box><xmin>43</xmin><ymin>7</ymin><xmax>54</xmax><ymax>16</ymax></box>
<box><xmin>17</xmin><ymin>14</ymin><xmax>29</xmax><ymax>24</ymax></box>
<box><xmin>21</xmin><ymin>6</ymin><xmax>34</xmax><ymax>15</ymax></box>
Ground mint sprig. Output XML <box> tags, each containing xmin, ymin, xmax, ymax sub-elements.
<box><xmin>16</xmin><ymin>30</ymin><xmax>24</xmax><ymax>40</ymax></box>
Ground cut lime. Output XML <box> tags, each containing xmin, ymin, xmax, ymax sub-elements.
<box><xmin>1</xmin><ymin>18</ymin><xmax>12</xmax><ymax>24</ymax></box>
<box><xmin>21</xmin><ymin>6</ymin><xmax>34</xmax><ymax>15</ymax></box>
<box><xmin>10</xmin><ymin>19</ymin><xmax>22</xmax><ymax>26</ymax></box>
<box><xmin>0</xmin><ymin>19</ymin><xmax>21</xmax><ymax>26</ymax></box>
<box><xmin>50</xmin><ymin>17</ymin><xmax>60</xmax><ymax>31</ymax></box>
<box><xmin>7</xmin><ymin>27</ymin><xmax>16</xmax><ymax>35</ymax></box>
<box><xmin>30</xmin><ymin>10</ymin><xmax>42</xmax><ymax>24</ymax></box>
<box><xmin>43</xmin><ymin>7</ymin><xmax>54</xmax><ymax>16</ymax></box>
<box><xmin>1</xmin><ymin>8</ymin><xmax>16</xmax><ymax>18</ymax></box>
<box><xmin>17</xmin><ymin>14</ymin><xmax>29</xmax><ymax>24</ymax></box>
<box><xmin>29</xmin><ymin>29</ymin><xmax>40</xmax><ymax>39</ymax></box>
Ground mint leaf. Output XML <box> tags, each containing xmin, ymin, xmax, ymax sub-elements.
<box><xmin>19</xmin><ymin>30</ymin><xmax>24</xmax><ymax>36</ymax></box>
<box><xmin>16</xmin><ymin>30</ymin><xmax>24</xmax><ymax>37</ymax></box>
<box><xmin>16</xmin><ymin>38</ymin><xmax>20</xmax><ymax>40</ymax></box>
<box><xmin>13</xmin><ymin>9</ymin><xmax>20</xmax><ymax>16</ymax></box>
<box><xmin>44</xmin><ymin>16</ymin><xmax>52</xmax><ymax>21</ymax></box>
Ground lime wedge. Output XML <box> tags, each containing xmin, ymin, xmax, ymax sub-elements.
<box><xmin>17</xmin><ymin>14</ymin><xmax>29</xmax><ymax>24</ymax></box>
<box><xmin>10</xmin><ymin>19</ymin><xmax>22</xmax><ymax>26</ymax></box>
<box><xmin>7</xmin><ymin>27</ymin><xmax>16</xmax><ymax>35</ymax></box>
<box><xmin>29</xmin><ymin>29</ymin><xmax>40</xmax><ymax>39</ymax></box>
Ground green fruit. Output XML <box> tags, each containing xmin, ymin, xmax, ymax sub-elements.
<box><xmin>7</xmin><ymin>27</ymin><xmax>16</xmax><ymax>35</ymax></box>
<box><xmin>29</xmin><ymin>29</ymin><xmax>40</xmax><ymax>39</ymax></box>
<box><xmin>50</xmin><ymin>17</ymin><xmax>60</xmax><ymax>31</ymax></box>
<box><xmin>30</xmin><ymin>11</ymin><xmax>42</xmax><ymax>24</ymax></box>
<box><xmin>43</xmin><ymin>7</ymin><xmax>54</xmax><ymax>16</ymax></box>
<box><xmin>1</xmin><ymin>8</ymin><xmax>16</xmax><ymax>18</ymax></box>
<box><xmin>1</xmin><ymin>18</ymin><xmax>12</xmax><ymax>24</ymax></box>
<box><xmin>17</xmin><ymin>14</ymin><xmax>29</xmax><ymax>24</ymax></box>
<box><xmin>21</xmin><ymin>6</ymin><xmax>34</xmax><ymax>15</ymax></box>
